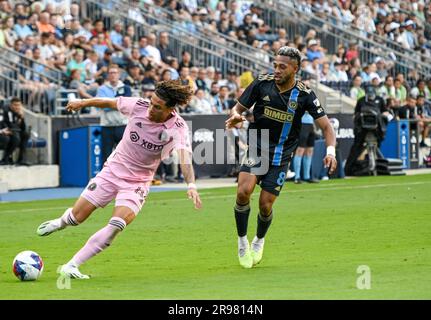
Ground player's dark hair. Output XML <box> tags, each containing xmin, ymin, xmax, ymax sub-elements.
<box><xmin>155</xmin><ymin>80</ymin><xmax>193</xmax><ymax>108</ymax></box>
<box><xmin>277</xmin><ymin>46</ymin><xmax>302</xmax><ymax>69</ymax></box>
<box><xmin>10</xmin><ymin>97</ymin><xmax>21</xmax><ymax>104</ymax></box>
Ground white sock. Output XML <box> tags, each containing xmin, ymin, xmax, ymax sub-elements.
<box><xmin>238</xmin><ymin>236</ymin><xmax>249</xmax><ymax>248</ymax></box>
<box><xmin>251</xmin><ymin>236</ymin><xmax>264</xmax><ymax>251</ymax></box>
<box><xmin>66</xmin><ymin>259</ymin><xmax>78</xmax><ymax>268</ymax></box>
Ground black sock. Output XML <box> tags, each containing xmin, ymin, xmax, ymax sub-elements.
<box><xmin>256</xmin><ymin>210</ymin><xmax>273</xmax><ymax>239</ymax></box>
<box><xmin>234</xmin><ymin>202</ymin><xmax>250</xmax><ymax>237</ymax></box>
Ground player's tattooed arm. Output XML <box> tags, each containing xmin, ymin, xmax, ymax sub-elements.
<box><xmin>66</xmin><ymin>98</ymin><xmax>118</xmax><ymax>112</ymax></box>
<box><xmin>178</xmin><ymin>149</ymin><xmax>202</xmax><ymax>210</ymax></box>
<box><xmin>225</xmin><ymin>102</ymin><xmax>248</xmax><ymax>129</ymax></box>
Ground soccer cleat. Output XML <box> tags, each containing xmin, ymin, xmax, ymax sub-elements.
<box><xmin>251</xmin><ymin>238</ymin><xmax>265</xmax><ymax>266</ymax></box>
<box><xmin>238</xmin><ymin>246</ymin><xmax>253</xmax><ymax>269</ymax></box>
<box><xmin>60</xmin><ymin>264</ymin><xmax>90</xmax><ymax>280</ymax></box>
<box><xmin>37</xmin><ymin>219</ymin><xmax>64</xmax><ymax>236</ymax></box>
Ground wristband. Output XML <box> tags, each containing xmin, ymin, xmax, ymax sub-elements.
<box><xmin>187</xmin><ymin>183</ymin><xmax>197</xmax><ymax>190</ymax></box>
<box><xmin>326</xmin><ymin>146</ymin><xmax>336</xmax><ymax>157</ymax></box>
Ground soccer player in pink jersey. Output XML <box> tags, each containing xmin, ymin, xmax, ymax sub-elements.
<box><xmin>36</xmin><ymin>80</ymin><xmax>202</xmax><ymax>279</ymax></box>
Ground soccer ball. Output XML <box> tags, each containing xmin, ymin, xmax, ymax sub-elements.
<box><xmin>12</xmin><ymin>250</ymin><xmax>44</xmax><ymax>281</ymax></box>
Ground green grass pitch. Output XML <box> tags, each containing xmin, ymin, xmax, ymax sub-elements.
<box><xmin>0</xmin><ymin>174</ymin><xmax>430</xmax><ymax>299</ymax></box>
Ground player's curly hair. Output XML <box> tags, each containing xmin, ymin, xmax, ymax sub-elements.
<box><xmin>155</xmin><ymin>80</ymin><xmax>193</xmax><ymax>108</ymax></box>
<box><xmin>277</xmin><ymin>46</ymin><xmax>302</xmax><ymax>69</ymax></box>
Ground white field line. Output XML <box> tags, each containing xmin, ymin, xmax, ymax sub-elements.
<box><xmin>0</xmin><ymin>180</ymin><xmax>429</xmax><ymax>215</ymax></box>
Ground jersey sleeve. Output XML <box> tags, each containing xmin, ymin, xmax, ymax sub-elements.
<box><xmin>173</xmin><ymin>121</ymin><xmax>192</xmax><ymax>153</ymax></box>
<box><xmin>237</xmin><ymin>78</ymin><xmax>260</xmax><ymax>109</ymax></box>
<box><xmin>116</xmin><ymin>97</ymin><xmax>141</xmax><ymax>117</ymax></box>
<box><xmin>161</xmin><ymin>119</ymin><xmax>192</xmax><ymax>160</ymax></box>
<box><xmin>304</xmin><ymin>90</ymin><xmax>326</xmax><ymax>120</ymax></box>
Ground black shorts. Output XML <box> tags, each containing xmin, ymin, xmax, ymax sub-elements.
<box><xmin>240</xmin><ymin>160</ymin><xmax>290</xmax><ymax>197</ymax></box>
<box><xmin>298</xmin><ymin>123</ymin><xmax>316</xmax><ymax>148</ymax></box>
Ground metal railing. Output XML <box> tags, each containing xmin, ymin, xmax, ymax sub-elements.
<box><xmin>0</xmin><ymin>47</ymin><xmax>63</xmax><ymax>115</ymax></box>
<box><xmin>79</xmin><ymin>0</ymin><xmax>272</xmax><ymax>77</ymax></box>
<box><xmin>133</xmin><ymin>0</ymin><xmax>277</xmax><ymax>64</ymax></box>
<box><xmin>265</xmin><ymin>0</ymin><xmax>431</xmax><ymax>60</ymax></box>
<box><xmin>255</xmin><ymin>0</ymin><xmax>431</xmax><ymax>79</ymax></box>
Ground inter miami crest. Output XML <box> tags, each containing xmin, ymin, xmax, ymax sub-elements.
<box><xmin>87</xmin><ymin>182</ymin><xmax>97</xmax><ymax>191</ymax></box>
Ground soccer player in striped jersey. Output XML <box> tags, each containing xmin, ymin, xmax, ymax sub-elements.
<box><xmin>225</xmin><ymin>47</ymin><xmax>337</xmax><ymax>268</ymax></box>
<box><xmin>37</xmin><ymin>80</ymin><xmax>202</xmax><ymax>279</ymax></box>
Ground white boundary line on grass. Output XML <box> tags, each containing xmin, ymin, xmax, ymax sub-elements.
<box><xmin>1</xmin><ymin>180</ymin><xmax>430</xmax><ymax>214</ymax></box>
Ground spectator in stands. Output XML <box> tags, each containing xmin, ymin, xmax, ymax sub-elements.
<box><xmin>82</xmin><ymin>50</ymin><xmax>99</xmax><ymax>82</ymax></box>
<box><xmin>36</xmin><ymin>11</ymin><xmax>55</xmax><ymax>34</ymax></box>
<box><xmin>410</xmin><ymin>79</ymin><xmax>428</xmax><ymax>99</ymax></box>
<box><xmin>345</xmin><ymin>42</ymin><xmax>359</xmax><ymax>62</ymax></box>
<box><xmin>0</xmin><ymin>97</ymin><xmax>29</xmax><ymax>165</ymax></box>
<box><xmin>416</xmin><ymin>95</ymin><xmax>431</xmax><ymax>147</ymax></box>
<box><xmin>319</xmin><ymin>62</ymin><xmax>331</xmax><ymax>81</ymax></box>
<box><xmin>95</xmin><ymin>49</ymin><xmax>113</xmax><ymax>79</ymax></box>
<box><xmin>160</xmin><ymin>69</ymin><xmax>172</xmax><ymax>82</ymax></box>
<box><xmin>97</xmin><ymin>64</ymin><xmax>131</xmax><ymax>164</ymax></box>
<box><xmin>394</xmin><ymin>77</ymin><xmax>408</xmax><ymax>107</ymax></box>
<box><xmin>331</xmin><ymin>44</ymin><xmax>347</xmax><ymax>65</ymax></box>
<box><xmin>165</xmin><ymin>57</ymin><xmax>179</xmax><ymax>80</ymax></box>
<box><xmin>425</xmin><ymin>78</ymin><xmax>431</xmax><ymax>100</ymax></box>
<box><xmin>124</xmin><ymin>62</ymin><xmax>143</xmax><ymax>97</ymax></box>
<box><xmin>158</xmin><ymin>31</ymin><xmax>174</xmax><ymax>64</ymax></box>
<box><xmin>0</xmin><ymin>114</ymin><xmax>13</xmax><ymax>165</ymax></box>
<box><xmin>306</xmin><ymin>38</ymin><xmax>324</xmax><ymax>63</ymax></box>
<box><xmin>142</xmin><ymin>64</ymin><xmax>158</xmax><ymax>88</ymax></box>
<box><xmin>213</xmin><ymin>84</ymin><xmax>230</xmax><ymax>114</ymax></box>
<box><xmin>2</xmin><ymin>15</ymin><xmax>18</xmax><ymax>47</ymax></box>
<box><xmin>0</xmin><ymin>1</ymin><xmax>12</xmax><ymax>21</ymax></box>
<box><xmin>178</xmin><ymin>66</ymin><xmax>196</xmax><ymax>91</ymax></box>
<box><xmin>144</xmin><ymin>33</ymin><xmax>162</xmax><ymax>65</ymax></box>
<box><xmin>189</xmin><ymin>66</ymin><xmax>199</xmax><ymax>84</ymax></box>
<box><xmin>350</xmin><ymin>75</ymin><xmax>365</xmax><ymax>100</ymax></box>
<box><xmin>399</xmin><ymin>20</ymin><xmax>418</xmax><ymax>50</ymax></box>
<box><xmin>361</xmin><ymin>63</ymin><xmax>380</xmax><ymax>83</ymax></box>
<box><xmin>179</xmin><ymin>50</ymin><xmax>194</xmax><ymax>69</ymax></box>
<box><xmin>396</xmin><ymin>72</ymin><xmax>411</xmax><ymax>91</ymax></box>
<box><xmin>204</xmin><ymin>66</ymin><xmax>215</xmax><ymax>89</ymax></box>
<box><xmin>39</xmin><ymin>32</ymin><xmax>56</xmax><ymax>62</ymax></box>
<box><xmin>14</xmin><ymin>15</ymin><xmax>33</xmax><ymax>40</ymax></box>
<box><xmin>109</xmin><ymin>20</ymin><xmax>123</xmax><ymax>52</ymax></box>
<box><xmin>68</xmin><ymin>69</ymin><xmax>97</xmax><ymax>100</ymax></box>
<box><xmin>189</xmin><ymin>89</ymin><xmax>213</xmax><ymax>114</ymax></box>
<box><xmin>66</xmin><ymin>49</ymin><xmax>86</xmax><ymax>83</ymax></box>
<box><xmin>378</xmin><ymin>75</ymin><xmax>396</xmax><ymax>102</ymax></box>
<box><xmin>304</xmin><ymin>56</ymin><xmax>320</xmax><ymax>79</ymax></box>
<box><xmin>332</xmin><ymin>61</ymin><xmax>349</xmax><ymax>82</ymax></box>
<box><xmin>397</xmin><ymin>96</ymin><xmax>417</xmax><ymax>120</ymax></box>
<box><xmin>355</xmin><ymin>5</ymin><xmax>376</xmax><ymax>38</ymax></box>
<box><xmin>226</xmin><ymin>68</ymin><xmax>240</xmax><ymax>92</ymax></box>
<box><xmin>93</xmin><ymin>32</ymin><xmax>112</xmax><ymax>59</ymax></box>
<box><xmin>195</xmin><ymin>68</ymin><xmax>209</xmax><ymax>92</ymax></box>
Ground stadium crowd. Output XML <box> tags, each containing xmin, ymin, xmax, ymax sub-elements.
<box><xmin>0</xmin><ymin>0</ymin><xmax>430</xmax><ymax>168</ymax></box>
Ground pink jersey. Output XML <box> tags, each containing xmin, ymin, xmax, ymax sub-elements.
<box><xmin>104</xmin><ymin>96</ymin><xmax>191</xmax><ymax>182</ymax></box>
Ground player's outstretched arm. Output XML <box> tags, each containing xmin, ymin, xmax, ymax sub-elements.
<box><xmin>178</xmin><ymin>149</ymin><xmax>202</xmax><ymax>210</ymax></box>
<box><xmin>66</xmin><ymin>98</ymin><xmax>118</xmax><ymax>113</ymax></box>
<box><xmin>225</xmin><ymin>103</ymin><xmax>248</xmax><ymax>129</ymax></box>
<box><xmin>315</xmin><ymin>115</ymin><xmax>337</xmax><ymax>174</ymax></box>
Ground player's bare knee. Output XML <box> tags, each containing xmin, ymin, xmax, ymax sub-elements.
<box><xmin>237</xmin><ymin>188</ymin><xmax>252</xmax><ymax>205</ymax></box>
<box><xmin>259</xmin><ymin>203</ymin><xmax>273</xmax><ymax>216</ymax></box>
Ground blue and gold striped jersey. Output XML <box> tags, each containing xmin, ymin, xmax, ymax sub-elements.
<box><xmin>237</xmin><ymin>74</ymin><xmax>326</xmax><ymax>166</ymax></box>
